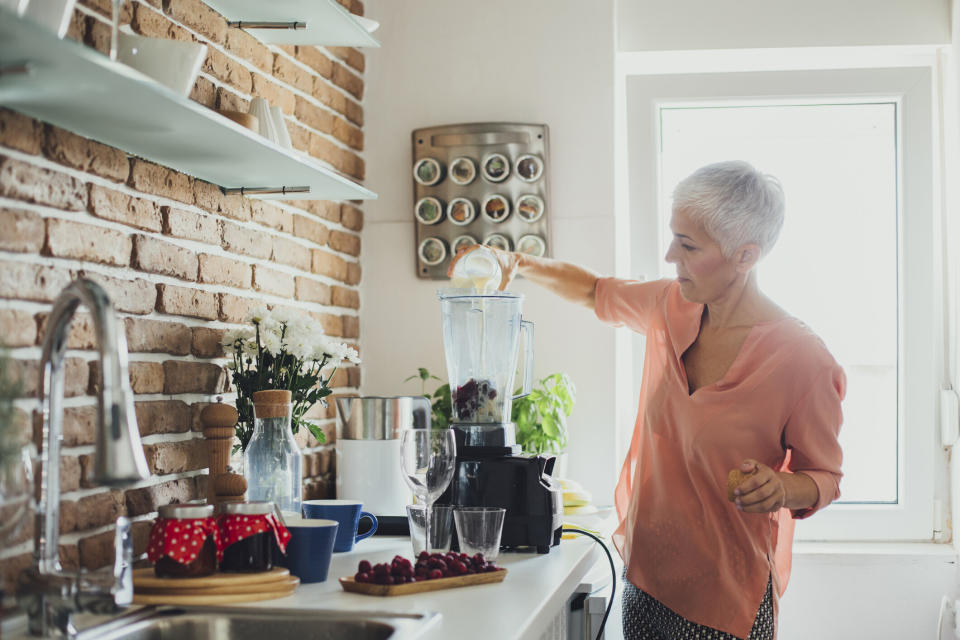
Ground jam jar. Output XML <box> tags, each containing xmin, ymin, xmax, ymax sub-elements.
<box><xmin>218</xmin><ymin>502</ymin><xmax>291</xmax><ymax>572</ymax></box>
<box><xmin>148</xmin><ymin>504</ymin><xmax>221</xmax><ymax>578</ymax></box>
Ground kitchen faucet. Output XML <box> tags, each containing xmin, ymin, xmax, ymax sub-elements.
<box><xmin>17</xmin><ymin>278</ymin><xmax>150</xmax><ymax>637</ymax></box>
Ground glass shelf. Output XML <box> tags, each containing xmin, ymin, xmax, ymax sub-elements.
<box><xmin>0</xmin><ymin>9</ymin><xmax>376</xmax><ymax>202</ymax></box>
<box><xmin>203</xmin><ymin>0</ymin><xmax>380</xmax><ymax>47</ymax></box>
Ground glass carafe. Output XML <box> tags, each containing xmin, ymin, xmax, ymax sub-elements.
<box><xmin>438</xmin><ymin>290</ymin><xmax>534</xmax><ymax>424</ymax></box>
<box><xmin>244</xmin><ymin>390</ymin><xmax>302</xmax><ymax>513</ymax></box>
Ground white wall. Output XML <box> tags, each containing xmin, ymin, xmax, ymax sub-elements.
<box><xmin>362</xmin><ymin>1</ymin><xmax>619</xmax><ymax>501</ymax></box>
<box><xmin>617</xmin><ymin>0</ymin><xmax>950</xmax><ymax>52</ymax></box>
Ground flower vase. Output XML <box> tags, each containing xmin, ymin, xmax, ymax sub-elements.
<box><xmin>244</xmin><ymin>390</ymin><xmax>302</xmax><ymax>513</ymax></box>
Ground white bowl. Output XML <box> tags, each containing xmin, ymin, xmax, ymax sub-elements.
<box><xmin>118</xmin><ymin>33</ymin><xmax>207</xmax><ymax>97</ymax></box>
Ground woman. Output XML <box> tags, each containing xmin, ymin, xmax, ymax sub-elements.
<box><xmin>448</xmin><ymin>160</ymin><xmax>844</xmax><ymax>640</ymax></box>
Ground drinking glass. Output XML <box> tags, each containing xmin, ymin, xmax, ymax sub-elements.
<box><xmin>400</xmin><ymin>429</ymin><xmax>456</xmax><ymax>554</ymax></box>
<box><xmin>406</xmin><ymin>504</ymin><xmax>454</xmax><ymax>556</ymax></box>
<box><xmin>453</xmin><ymin>507</ymin><xmax>506</xmax><ymax>561</ymax></box>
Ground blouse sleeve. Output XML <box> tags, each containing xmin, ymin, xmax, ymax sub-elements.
<box><xmin>594</xmin><ymin>278</ymin><xmax>672</xmax><ymax>335</ymax></box>
<box><xmin>782</xmin><ymin>364</ymin><xmax>846</xmax><ymax>519</ymax></box>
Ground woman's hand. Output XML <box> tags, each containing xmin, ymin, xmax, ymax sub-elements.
<box><xmin>446</xmin><ymin>245</ymin><xmax>522</xmax><ymax>291</ymax></box>
<box><xmin>730</xmin><ymin>459</ymin><xmax>786</xmax><ymax>513</ymax></box>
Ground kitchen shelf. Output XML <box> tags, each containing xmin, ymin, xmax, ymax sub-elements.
<box><xmin>203</xmin><ymin>0</ymin><xmax>380</xmax><ymax>47</ymax></box>
<box><xmin>0</xmin><ymin>9</ymin><xmax>376</xmax><ymax>202</ymax></box>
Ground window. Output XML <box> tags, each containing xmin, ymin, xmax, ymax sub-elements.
<box><xmin>620</xmin><ymin>63</ymin><xmax>938</xmax><ymax>540</ymax></box>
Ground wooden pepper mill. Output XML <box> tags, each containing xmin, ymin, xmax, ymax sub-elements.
<box><xmin>200</xmin><ymin>399</ymin><xmax>243</xmax><ymax>505</ymax></box>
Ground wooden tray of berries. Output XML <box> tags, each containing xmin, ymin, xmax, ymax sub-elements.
<box><xmin>340</xmin><ymin>553</ymin><xmax>506</xmax><ymax>597</ymax></box>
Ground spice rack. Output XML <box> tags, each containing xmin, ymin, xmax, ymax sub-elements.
<box><xmin>0</xmin><ymin>8</ymin><xmax>376</xmax><ymax>201</ymax></box>
<box><xmin>412</xmin><ymin>123</ymin><xmax>552</xmax><ymax>280</ymax></box>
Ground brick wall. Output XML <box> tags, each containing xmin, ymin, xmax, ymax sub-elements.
<box><xmin>0</xmin><ymin>0</ymin><xmax>365</xmax><ymax>590</ymax></box>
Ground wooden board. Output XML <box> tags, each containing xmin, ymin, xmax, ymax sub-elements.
<box><xmin>137</xmin><ymin>576</ymin><xmax>299</xmax><ymax>596</ymax></box>
<box><xmin>132</xmin><ymin>584</ymin><xmax>297</xmax><ymax>606</ymax></box>
<box><xmin>133</xmin><ymin>567</ymin><xmax>290</xmax><ymax>590</ymax></box>
<box><xmin>339</xmin><ymin>568</ymin><xmax>507</xmax><ymax>596</ymax></box>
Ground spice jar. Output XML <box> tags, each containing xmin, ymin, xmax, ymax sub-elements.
<box><xmin>218</xmin><ymin>502</ymin><xmax>291</xmax><ymax>573</ymax></box>
<box><xmin>148</xmin><ymin>504</ymin><xmax>221</xmax><ymax>578</ymax></box>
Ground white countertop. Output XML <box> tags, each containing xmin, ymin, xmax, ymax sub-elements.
<box><xmin>245</xmin><ymin>535</ymin><xmax>600</xmax><ymax>639</ymax></box>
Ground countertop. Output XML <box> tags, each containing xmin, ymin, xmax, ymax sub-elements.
<box><xmin>246</xmin><ymin>535</ymin><xmax>601</xmax><ymax>639</ymax></box>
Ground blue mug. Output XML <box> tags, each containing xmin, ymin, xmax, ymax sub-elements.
<box><xmin>276</xmin><ymin>516</ymin><xmax>338</xmax><ymax>583</ymax></box>
<box><xmin>302</xmin><ymin>499</ymin><xmax>378</xmax><ymax>552</ymax></box>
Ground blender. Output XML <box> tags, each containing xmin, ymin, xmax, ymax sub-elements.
<box><xmin>437</xmin><ymin>287</ymin><xmax>563</xmax><ymax>554</ymax></box>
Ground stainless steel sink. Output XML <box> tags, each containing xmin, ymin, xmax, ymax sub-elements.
<box><xmin>75</xmin><ymin>606</ymin><xmax>439</xmax><ymax>640</ymax></box>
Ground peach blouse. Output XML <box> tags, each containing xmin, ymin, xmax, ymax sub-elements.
<box><xmin>595</xmin><ymin>278</ymin><xmax>844</xmax><ymax>639</ymax></box>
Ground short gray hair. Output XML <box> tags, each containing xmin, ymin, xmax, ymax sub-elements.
<box><xmin>672</xmin><ymin>160</ymin><xmax>785</xmax><ymax>257</ymax></box>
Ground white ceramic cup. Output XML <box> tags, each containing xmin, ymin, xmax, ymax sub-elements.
<box><xmin>248</xmin><ymin>97</ymin><xmax>279</xmax><ymax>144</ymax></box>
<box><xmin>271</xmin><ymin>105</ymin><xmax>293</xmax><ymax>149</ymax></box>
<box><xmin>117</xmin><ymin>33</ymin><xmax>207</xmax><ymax>97</ymax></box>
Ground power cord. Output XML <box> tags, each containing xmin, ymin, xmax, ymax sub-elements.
<box><xmin>561</xmin><ymin>527</ymin><xmax>616</xmax><ymax>640</ymax></box>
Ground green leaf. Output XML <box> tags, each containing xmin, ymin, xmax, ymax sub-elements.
<box><xmin>305</xmin><ymin>421</ymin><xmax>327</xmax><ymax>445</ymax></box>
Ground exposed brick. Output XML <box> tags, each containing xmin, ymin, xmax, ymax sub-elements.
<box><xmin>0</xmin><ymin>108</ymin><xmax>43</xmax><ymax>155</ymax></box>
<box><xmin>66</xmin><ymin>8</ymin><xmax>85</xmax><ymax>42</ymax></box>
<box><xmin>62</xmin><ymin>406</ymin><xmax>97</xmax><ymax>446</ymax></box>
<box><xmin>221</xmin><ymin>221</ymin><xmax>272</xmax><ymax>259</ymax></box>
<box><xmin>128</xmin><ymin>159</ymin><xmax>194</xmax><ymax>205</ymax></box>
<box><xmin>342</xmin><ymin>314</ymin><xmax>359</xmax><ymax>339</ymax></box>
<box><xmin>132</xmin><ymin>520</ymin><xmax>153</xmax><ymax>557</ymax></box>
<box><xmin>156</xmin><ymin>284</ymin><xmax>218</xmax><ymax>320</ymax></box>
<box><xmin>313</xmin><ymin>78</ymin><xmax>347</xmax><ymax>116</ymax></box>
<box><xmin>0</xmin><ymin>261</ymin><xmax>71</xmax><ymax>302</ymax></box>
<box><xmin>0</xmin><ymin>308</ymin><xmax>38</xmax><ymax>347</ymax></box>
<box><xmin>288</xmin><ymin>122</ymin><xmax>310</xmax><ymax>153</ymax></box>
<box><xmin>250</xmin><ymin>201</ymin><xmax>292</xmax><ymax>233</ymax></box>
<box><xmin>76</xmin><ymin>490</ymin><xmax>126</xmax><ymax>531</ymax></box>
<box><xmin>271</xmin><ymin>237</ymin><xmax>311</xmax><ymax>271</ymax></box>
<box><xmin>163</xmin><ymin>0</ymin><xmax>227</xmax><ymax>44</ymax></box>
<box><xmin>303</xmin><ymin>400</ymin><xmax>335</xmax><ymax>421</ymax></box>
<box><xmin>131</xmin><ymin>2</ymin><xmax>191</xmax><ymax>41</ymax></box>
<box><xmin>45</xmin><ymin>218</ymin><xmax>132</xmax><ymax>266</ymax></box>
<box><xmin>62</xmin><ymin>455</ymin><xmax>81</xmax><ymax>492</ymax></box>
<box><xmin>333</xmin><ymin>117</ymin><xmax>363</xmax><ymax>150</ymax></box>
<box><xmin>216</xmin><ymin>86</ymin><xmax>249</xmax><ymax>113</ymax></box>
<box><xmin>253</xmin><ymin>265</ymin><xmax>295</xmax><ymax>298</ymax></box>
<box><xmin>88</xmin><ymin>184</ymin><xmax>163</xmax><ymax>232</ymax></box>
<box><xmin>125</xmin><ymin>317</ymin><xmax>192</xmax><ymax>355</ymax></box>
<box><xmin>78</xmin><ymin>0</ymin><xmax>133</xmax><ymax>24</ymax></box>
<box><xmin>10</xmin><ymin>357</ymin><xmax>86</xmax><ymax>398</ymax></box>
<box><xmin>194</xmin><ymin>180</ymin><xmax>252</xmax><ymax>221</ymax></box>
<box><xmin>143</xmin><ymin>440</ymin><xmax>207</xmax><ymax>475</ymax></box>
<box><xmin>303</xmin><ymin>200</ymin><xmax>340</xmax><ymax>223</ymax></box>
<box><xmin>190</xmin><ymin>75</ymin><xmax>216</xmax><ymax>108</ymax></box>
<box><xmin>1</xmin><ymin>554</ymin><xmax>32</xmax><ymax>593</ymax></box>
<box><xmin>79</xmin><ymin>530</ymin><xmax>118</xmax><ymax>571</ymax></box>
<box><xmin>347</xmin><ymin>366</ymin><xmax>361</xmax><ymax>388</ymax></box>
<box><xmin>163</xmin><ymin>360</ymin><xmax>226</xmax><ymax>394</ymax></box>
<box><xmin>197</xmin><ymin>253</ymin><xmax>251</xmax><ymax>289</ymax></box>
<box><xmin>345</xmin><ymin>261</ymin><xmax>362</xmax><ymax>286</ymax></box>
<box><xmin>76</xmin><ymin>271</ymin><xmax>157</xmax><ymax>314</ymax></box>
<box><xmin>295</xmin><ymin>277</ymin><xmax>331</xmax><ymax>305</ymax></box>
<box><xmin>191</xmin><ymin>327</ymin><xmax>224</xmax><ymax>358</ymax></box>
<box><xmin>328</xmin><ymin>230</ymin><xmax>360</xmax><ymax>256</ymax></box>
<box><xmin>296</xmin><ymin>47</ymin><xmax>332</xmax><ymax>79</ymax></box>
<box><xmin>125</xmin><ymin>477</ymin><xmax>198</xmax><ymax>517</ymax></box>
<box><xmin>0</xmin><ymin>498</ymin><xmax>34</xmax><ymax>548</ymax></box>
<box><xmin>295</xmin><ymin>96</ymin><xmax>334</xmax><ymax>134</ymax></box>
<box><xmin>316</xmin><ymin>447</ymin><xmax>332</xmax><ymax>475</ymax></box>
<box><xmin>349</xmin><ymin>154</ymin><xmax>365</xmax><ymax>181</ymax></box>
<box><xmin>344</xmin><ymin>99</ymin><xmax>363</xmax><ymax>127</ymax></box>
<box><xmin>331</xmin><ymin>62</ymin><xmax>363</xmax><ymax>100</ymax></box>
<box><xmin>90</xmin><ymin>360</ymin><xmax>164</xmax><ymax>394</ymax></box>
<box><xmin>135</xmin><ymin>399</ymin><xmax>191</xmax><ymax>436</ymax></box>
<box><xmin>312</xmin><ymin>312</ymin><xmax>343</xmax><ymax>337</ymax></box>
<box><xmin>251</xmin><ymin>74</ymin><xmax>295</xmax><ymax>116</ymax></box>
<box><xmin>224</xmin><ymin>28</ymin><xmax>272</xmax><ymax>73</ymax></box>
<box><xmin>36</xmin><ymin>312</ymin><xmax>98</xmax><ymax>349</ymax></box>
<box><xmin>311</xmin><ymin>250</ymin><xmax>347</xmax><ymax>281</ymax></box>
<box><xmin>332</xmin><ymin>286</ymin><xmax>359</xmax><ymax>309</ymax></box>
<box><xmin>340</xmin><ymin>204</ymin><xmax>363</xmax><ymax>231</ymax></box>
<box><xmin>328</xmin><ymin>368</ymin><xmax>347</xmax><ymax>388</ymax></box>
<box><xmin>0</xmin><ymin>207</ymin><xmax>44</xmax><ymax>253</ymax></box>
<box><xmin>0</xmin><ymin>156</ymin><xmax>86</xmax><ymax>210</ymax></box>
<box><xmin>84</xmin><ymin>15</ymin><xmax>112</xmax><ymax>55</ymax></box>
<box><xmin>43</xmin><ymin>125</ymin><xmax>129</xmax><ymax>183</ymax></box>
<box><xmin>293</xmin><ymin>214</ymin><xmax>329</xmax><ymax>246</ymax></box>
<box><xmin>132</xmin><ymin>235</ymin><xmax>198</xmax><ymax>280</ymax></box>
<box><xmin>202</xmin><ymin>47</ymin><xmax>252</xmax><ymax>94</ymax></box>
<box><xmin>327</xmin><ymin>46</ymin><xmax>365</xmax><ymax>73</ymax></box>
<box><xmin>218</xmin><ymin>293</ymin><xmax>256</xmax><ymax>323</ymax></box>
<box><xmin>273</xmin><ymin>54</ymin><xmax>313</xmax><ymax>94</ymax></box>
<box><xmin>162</xmin><ymin>206</ymin><xmax>219</xmax><ymax>245</ymax></box>
<box><xmin>60</xmin><ymin>500</ymin><xmax>77</xmax><ymax>534</ymax></box>
<box><xmin>308</xmin><ymin>134</ymin><xmax>341</xmax><ymax>168</ymax></box>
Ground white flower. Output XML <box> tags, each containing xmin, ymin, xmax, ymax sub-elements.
<box><xmin>222</xmin><ymin>327</ymin><xmax>256</xmax><ymax>355</ymax></box>
<box><xmin>245</xmin><ymin>305</ymin><xmax>270</xmax><ymax>325</ymax></box>
<box><xmin>261</xmin><ymin>329</ymin><xmax>282</xmax><ymax>355</ymax></box>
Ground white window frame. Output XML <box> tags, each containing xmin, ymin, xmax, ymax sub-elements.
<box><xmin>613</xmin><ymin>48</ymin><xmax>943</xmax><ymax>542</ymax></box>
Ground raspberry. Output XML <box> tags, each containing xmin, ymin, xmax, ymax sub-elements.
<box><xmin>358</xmin><ymin>560</ymin><xmax>372</xmax><ymax>574</ymax></box>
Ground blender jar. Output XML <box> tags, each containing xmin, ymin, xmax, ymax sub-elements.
<box><xmin>438</xmin><ymin>290</ymin><xmax>534</xmax><ymax>424</ymax></box>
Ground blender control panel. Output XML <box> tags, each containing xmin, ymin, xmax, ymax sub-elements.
<box><xmin>411</xmin><ymin>122</ymin><xmax>552</xmax><ymax>279</ymax></box>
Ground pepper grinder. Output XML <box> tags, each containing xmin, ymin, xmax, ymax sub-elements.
<box><xmin>201</xmin><ymin>399</ymin><xmax>239</xmax><ymax>505</ymax></box>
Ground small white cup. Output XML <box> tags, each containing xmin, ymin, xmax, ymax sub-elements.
<box><xmin>271</xmin><ymin>105</ymin><xmax>293</xmax><ymax>150</ymax></box>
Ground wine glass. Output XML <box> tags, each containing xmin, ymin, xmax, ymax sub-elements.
<box><xmin>400</xmin><ymin>429</ymin><xmax>456</xmax><ymax>555</ymax></box>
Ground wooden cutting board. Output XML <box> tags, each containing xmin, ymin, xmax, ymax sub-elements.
<box><xmin>132</xmin><ymin>584</ymin><xmax>297</xmax><ymax>606</ymax></box>
<box><xmin>137</xmin><ymin>576</ymin><xmax>300</xmax><ymax>596</ymax></box>
<box><xmin>339</xmin><ymin>568</ymin><xmax>507</xmax><ymax>596</ymax></box>
<box><xmin>133</xmin><ymin>567</ymin><xmax>290</xmax><ymax>590</ymax></box>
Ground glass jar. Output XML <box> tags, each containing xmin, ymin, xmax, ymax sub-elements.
<box><xmin>218</xmin><ymin>502</ymin><xmax>291</xmax><ymax>572</ymax></box>
<box><xmin>244</xmin><ymin>390</ymin><xmax>302</xmax><ymax>514</ymax></box>
<box><xmin>148</xmin><ymin>504</ymin><xmax>221</xmax><ymax>578</ymax></box>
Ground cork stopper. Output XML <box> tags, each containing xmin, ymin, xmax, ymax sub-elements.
<box><xmin>253</xmin><ymin>389</ymin><xmax>292</xmax><ymax>419</ymax></box>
